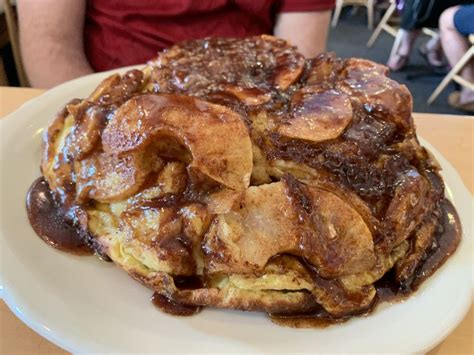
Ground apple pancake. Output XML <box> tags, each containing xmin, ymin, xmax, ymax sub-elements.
<box><xmin>27</xmin><ymin>36</ymin><xmax>461</xmax><ymax>325</ymax></box>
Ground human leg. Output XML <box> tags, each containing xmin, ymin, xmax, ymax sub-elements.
<box><xmin>420</xmin><ymin>34</ymin><xmax>444</xmax><ymax>67</ymax></box>
<box><xmin>387</xmin><ymin>29</ymin><xmax>421</xmax><ymax>71</ymax></box>
<box><xmin>387</xmin><ymin>0</ymin><xmax>424</xmax><ymax>71</ymax></box>
<box><xmin>440</xmin><ymin>6</ymin><xmax>474</xmax><ymax>105</ymax></box>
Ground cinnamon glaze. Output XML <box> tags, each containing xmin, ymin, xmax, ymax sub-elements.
<box><xmin>272</xmin><ymin>198</ymin><xmax>461</xmax><ymax>327</ymax></box>
<box><xmin>411</xmin><ymin>199</ymin><xmax>461</xmax><ymax>289</ymax></box>
<box><xmin>26</xmin><ymin>177</ymin><xmax>92</xmax><ymax>255</ymax></box>
<box><xmin>151</xmin><ymin>293</ymin><xmax>201</xmax><ymax>316</ymax></box>
<box><xmin>25</xmin><ymin>37</ymin><xmax>463</xmax><ymax>327</ymax></box>
<box><xmin>26</xmin><ymin>173</ymin><xmax>461</xmax><ymax>326</ymax></box>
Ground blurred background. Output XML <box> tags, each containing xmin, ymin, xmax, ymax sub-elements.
<box><xmin>1</xmin><ymin>0</ymin><xmax>472</xmax><ymax>114</ymax></box>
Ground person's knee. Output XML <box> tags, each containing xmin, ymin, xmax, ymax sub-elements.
<box><xmin>439</xmin><ymin>6</ymin><xmax>459</xmax><ymax>31</ymax></box>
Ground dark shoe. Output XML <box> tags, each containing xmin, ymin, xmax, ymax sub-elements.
<box><xmin>448</xmin><ymin>91</ymin><xmax>474</xmax><ymax>114</ymax></box>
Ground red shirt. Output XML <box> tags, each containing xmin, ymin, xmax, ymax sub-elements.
<box><xmin>84</xmin><ymin>0</ymin><xmax>335</xmax><ymax>71</ymax></box>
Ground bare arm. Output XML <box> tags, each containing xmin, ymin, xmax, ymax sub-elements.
<box><xmin>17</xmin><ymin>0</ymin><xmax>93</xmax><ymax>88</ymax></box>
<box><xmin>274</xmin><ymin>11</ymin><xmax>332</xmax><ymax>58</ymax></box>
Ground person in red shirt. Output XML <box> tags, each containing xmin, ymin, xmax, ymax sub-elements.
<box><xmin>18</xmin><ymin>0</ymin><xmax>335</xmax><ymax>88</ymax></box>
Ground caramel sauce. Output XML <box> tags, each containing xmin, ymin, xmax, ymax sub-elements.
<box><xmin>174</xmin><ymin>275</ymin><xmax>204</xmax><ymax>290</ymax></box>
<box><xmin>26</xmin><ymin>176</ymin><xmax>461</xmax><ymax>325</ymax></box>
<box><xmin>26</xmin><ymin>174</ymin><xmax>461</xmax><ymax>327</ymax></box>
<box><xmin>374</xmin><ymin>269</ymin><xmax>406</xmax><ymax>303</ymax></box>
<box><xmin>151</xmin><ymin>293</ymin><xmax>201</xmax><ymax>316</ymax></box>
<box><xmin>151</xmin><ymin>276</ymin><xmax>203</xmax><ymax>316</ymax></box>
<box><xmin>26</xmin><ymin>177</ymin><xmax>92</xmax><ymax>255</ymax></box>
<box><xmin>411</xmin><ymin>199</ymin><xmax>461</xmax><ymax>289</ymax></box>
<box><xmin>270</xmin><ymin>198</ymin><xmax>461</xmax><ymax>328</ymax></box>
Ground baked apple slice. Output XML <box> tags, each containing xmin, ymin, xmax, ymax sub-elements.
<box><xmin>102</xmin><ymin>94</ymin><xmax>253</xmax><ymax>191</ymax></box>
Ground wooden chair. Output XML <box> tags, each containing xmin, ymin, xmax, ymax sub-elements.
<box><xmin>332</xmin><ymin>0</ymin><xmax>375</xmax><ymax>30</ymax></box>
<box><xmin>2</xmin><ymin>0</ymin><xmax>28</xmax><ymax>86</ymax></box>
<box><xmin>367</xmin><ymin>0</ymin><xmax>437</xmax><ymax>49</ymax></box>
<box><xmin>367</xmin><ymin>0</ymin><xmax>397</xmax><ymax>47</ymax></box>
<box><xmin>427</xmin><ymin>34</ymin><xmax>474</xmax><ymax>104</ymax></box>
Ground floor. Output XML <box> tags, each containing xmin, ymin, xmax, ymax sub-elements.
<box><xmin>327</xmin><ymin>8</ymin><xmax>465</xmax><ymax>115</ymax></box>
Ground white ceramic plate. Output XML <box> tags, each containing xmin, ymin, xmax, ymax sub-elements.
<box><xmin>0</xmin><ymin>68</ymin><xmax>472</xmax><ymax>354</ymax></box>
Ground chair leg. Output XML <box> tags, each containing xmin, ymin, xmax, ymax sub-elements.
<box><xmin>367</xmin><ymin>1</ymin><xmax>396</xmax><ymax>47</ymax></box>
<box><xmin>331</xmin><ymin>0</ymin><xmax>344</xmax><ymax>28</ymax></box>
<box><xmin>367</xmin><ymin>0</ymin><xmax>374</xmax><ymax>30</ymax></box>
<box><xmin>427</xmin><ymin>46</ymin><xmax>474</xmax><ymax>104</ymax></box>
<box><xmin>388</xmin><ymin>29</ymin><xmax>407</xmax><ymax>62</ymax></box>
<box><xmin>0</xmin><ymin>55</ymin><xmax>8</xmax><ymax>86</ymax></box>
